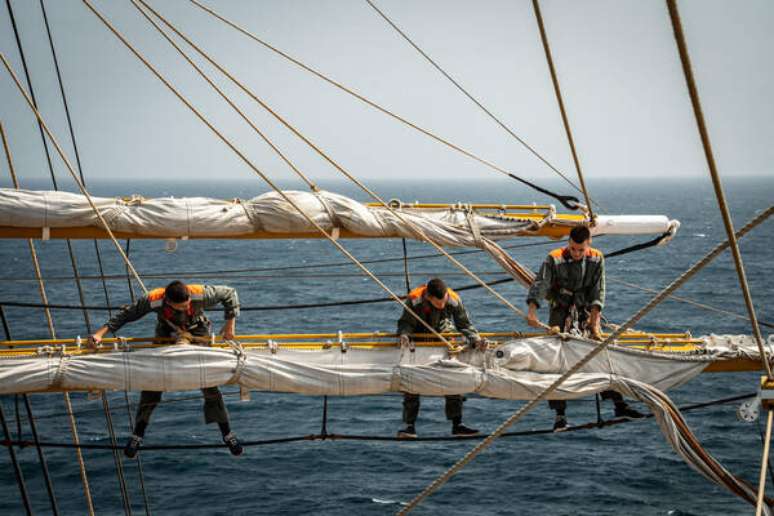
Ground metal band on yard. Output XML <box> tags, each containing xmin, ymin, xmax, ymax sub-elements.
<box><xmin>82</xmin><ymin>0</ymin><xmax>459</xmax><ymax>352</ymax></box>
<box><xmin>398</xmin><ymin>205</ymin><xmax>773</xmax><ymax>514</ymax></box>
<box><xmin>133</xmin><ymin>0</ymin><xmax>542</xmax><ymax>329</ymax></box>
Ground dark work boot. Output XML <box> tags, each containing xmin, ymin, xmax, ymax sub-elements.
<box><xmin>451</xmin><ymin>423</ymin><xmax>479</xmax><ymax>436</ymax></box>
<box><xmin>614</xmin><ymin>403</ymin><xmax>645</xmax><ymax>419</ymax></box>
<box><xmin>553</xmin><ymin>415</ymin><xmax>568</xmax><ymax>432</ymax></box>
<box><xmin>124</xmin><ymin>434</ymin><xmax>143</xmax><ymax>459</ymax></box>
<box><xmin>223</xmin><ymin>432</ymin><xmax>243</xmax><ymax>456</ymax></box>
<box><xmin>397</xmin><ymin>424</ymin><xmax>417</xmax><ymax>439</ymax></box>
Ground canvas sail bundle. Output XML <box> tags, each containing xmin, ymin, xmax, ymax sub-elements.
<box><xmin>0</xmin><ymin>188</ymin><xmax>678</xmax><ymax>241</ymax></box>
<box><xmin>1</xmin><ymin>335</ymin><xmax>760</xmax><ymax>397</ymax></box>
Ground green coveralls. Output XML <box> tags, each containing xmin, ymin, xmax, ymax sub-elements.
<box><xmin>526</xmin><ymin>247</ymin><xmax>621</xmax><ymax>412</ymax></box>
<box><xmin>105</xmin><ymin>284</ymin><xmax>240</xmax><ymax>428</ymax></box>
<box><xmin>398</xmin><ymin>287</ymin><xmax>480</xmax><ymax>425</ymax></box>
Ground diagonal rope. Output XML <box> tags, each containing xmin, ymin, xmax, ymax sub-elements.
<box><xmin>1</xmin><ymin>120</ymin><xmax>97</xmax><ymax>516</ymax></box>
<box><xmin>665</xmin><ymin>3</ymin><xmax>773</xmax><ymax>512</ymax></box>
<box><xmin>0</xmin><ymin>53</ymin><xmax>148</xmax><ymax>296</ymax></box>
<box><xmin>530</xmin><ymin>0</ymin><xmax>595</xmax><ymax>221</ymax></box>
<box><xmin>38</xmin><ymin>1</ymin><xmax>152</xmax><ymax>508</ymax></box>
<box><xmin>182</xmin><ymin>0</ymin><xmax>583</xmax><ymax>211</ymax></box>
<box><xmin>133</xmin><ymin>0</ymin><xmax>541</xmax><ymax>328</ymax></box>
<box><xmin>364</xmin><ymin>0</ymin><xmax>598</xmax><ymax>212</ymax></box>
<box><xmin>398</xmin><ymin>204</ymin><xmax>773</xmax><ymax>514</ymax></box>
<box><xmin>0</xmin><ymin>400</ymin><xmax>32</xmax><ymax>515</ymax></box>
<box><xmin>665</xmin><ymin>0</ymin><xmax>770</xmax><ymax>379</ymax></box>
<box><xmin>81</xmin><ymin>0</ymin><xmax>458</xmax><ymax>352</ymax></box>
<box><xmin>609</xmin><ymin>276</ymin><xmax>774</xmax><ymax>330</ymax></box>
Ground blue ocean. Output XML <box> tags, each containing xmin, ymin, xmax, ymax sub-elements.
<box><xmin>0</xmin><ymin>177</ymin><xmax>772</xmax><ymax>515</ymax></box>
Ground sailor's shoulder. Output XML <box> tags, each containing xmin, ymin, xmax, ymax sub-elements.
<box><xmin>548</xmin><ymin>247</ymin><xmax>567</xmax><ymax>263</ymax></box>
<box><xmin>586</xmin><ymin>248</ymin><xmax>604</xmax><ymax>261</ymax></box>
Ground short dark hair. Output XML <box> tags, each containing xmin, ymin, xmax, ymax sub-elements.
<box><xmin>426</xmin><ymin>278</ymin><xmax>448</xmax><ymax>299</ymax></box>
<box><xmin>165</xmin><ymin>281</ymin><xmax>190</xmax><ymax>303</ymax></box>
<box><xmin>569</xmin><ymin>226</ymin><xmax>591</xmax><ymax>244</ymax></box>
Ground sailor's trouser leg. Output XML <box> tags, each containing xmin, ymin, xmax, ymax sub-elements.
<box><xmin>548</xmin><ymin>399</ymin><xmax>567</xmax><ymax>415</ymax></box>
<box><xmin>403</xmin><ymin>393</ymin><xmax>420</xmax><ymax>425</ymax></box>
<box><xmin>445</xmin><ymin>395</ymin><xmax>464</xmax><ymax>422</ymax></box>
<box><xmin>202</xmin><ymin>386</ymin><xmax>229</xmax><ymax>425</ymax></box>
<box><xmin>134</xmin><ymin>390</ymin><xmax>163</xmax><ymax>431</ymax></box>
<box><xmin>600</xmin><ymin>390</ymin><xmax>624</xmax><ymax>404</ymax></box>
<box><xmin>548</xmin><ymin>306</ymin><xmax>569</xmax><ymax>330</ymax></box>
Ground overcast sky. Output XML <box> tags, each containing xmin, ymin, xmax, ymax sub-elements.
<box><xmin>1</xmin><ymin>0</ymin><xmax>772</xmax><ymax>190</ymax></box>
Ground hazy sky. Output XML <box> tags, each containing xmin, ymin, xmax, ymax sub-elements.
<box><xmin>1</xmin><ymin>0</ymin><xmax>772</xmax><ymax>191</ymax></box>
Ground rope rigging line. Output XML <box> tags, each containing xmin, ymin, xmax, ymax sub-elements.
<box><xmin>0</xmin><ymin>54</ymin><xmax>148</xmax><ymax>296</ymax></box>
<box><xmin>608</xmin><ymin>277</ymin><xmax>774</xmax><ymax>330</ymax></box>
<box><xmin>364</xmin><ymin>0</ymin><xmax>597</xmax><ymax>212</ymax></box>
<box><xmin>531</xmin><ymin>0</ymin><xmax>595</xmax><ymax>221</ymax></box>
<box><xmin>0</xmin><ymin>391</ymin><xmax>756</xmax><ymax>450</ymax></box>
<box><xmin>665</xmin><ymin>3</ymin><xmax>773</xmax><ymax>511</ymax></box>
<box><xmin>665</xmin><ymin>0</ymin><xmax>771</xmax><ymax>380</ymax></box>
<box><xmin>132</xmin><ymin>0</ymin><xmax>540</xmax><ymax>329</ymax></box>
<box><xmin>0</xmin><ymin>308</ymin><xmax>61</xmax><ymax>515</ymax></box>
<box><xmin>128</xmin><ymin>1</ymin><xmax>319</xmax><ymax>193</ymax></box>
<box><xmin>4</xmin><ymin>0</ymin><xmax>94</xmax><ymax>333</ymax></box>
<box><xmin>102</xmin><ymin>393</ymin><xmax>133</xmax><ymax>516</ymax></box>
<box><xmin>117</xmin><ymin>239</ymin><xmax>152</xmax><ymax>515</ymax></box>
<box><xmin>397</xmin><ymin>204</ymin><xmax>774</xmax><ymax>514</ymax></box>
<box><xmin>6</xmin><ymin>3</ymin><xmax>145</xmax><ymax>509</ymax></box>
<box><xmin>0</xmin><ymin>238</ymin><xmax>564</xmax><ymax>284</ymax></box>
<box><xmin>81</xmin><ymin>0</ymin><xmax>459</xmax><ymax>353</ymax></box>
<box><xmin>3</xmin><ymin>223</ymin><xmax>769</xmax><ymax>328</ymax></box>
<box><xmin>1</xmin><ymin>120</ymin><xmax>97</xmax><ymax>516</ymax></box>
<box><xmin>0</xmin><ymin>401</ymin><xmax>32</xmax><ymax>515</ymax></box>
<box><xmin>180</xmin><ymin>0</ymin><xmax>583</xmax><ymax>212</ymax></box>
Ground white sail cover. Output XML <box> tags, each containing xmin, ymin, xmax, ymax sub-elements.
<box><xmin>2</xmin><ymin>334</ymin><xmax>769</xmax><ymax>512</ymax></box>
<box><xmin>2</xmin><ymin>335</ymin><xmax>761</xmax><ymax>397</ymax></box>
<box><xmin>0</xmin><ymin>188</ymin><xmax>679</xmax><ymax>241</ymax></box>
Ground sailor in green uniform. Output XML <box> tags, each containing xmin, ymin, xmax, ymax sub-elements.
<box><xmin>89</xmin><ymin>281</ymin><xmax>243</xmax><ymax>457</ymax></box>
<box><xmin>397</xmin><ymin>278</ymin><xmax>483</xmax><ymax>438</ymax></box>
<box><xmin>526</xmin><ymin>226</ymin><xmax>644</xmax><ymax>430</ymax></box>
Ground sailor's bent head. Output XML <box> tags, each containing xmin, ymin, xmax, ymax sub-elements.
<box><xmin>425</xmin><ymin>278</ymin><xmax>449</xmax><ymax>310</ymax></box>
<box><xmin>567</xmin><ymin>226</ymin><xmax>592</xmax><ymax>261</ymax></box>
<box><xmin>164</xmin><ymin>280</ymin><xmax>192</xmax><ymax>311</ymax></box>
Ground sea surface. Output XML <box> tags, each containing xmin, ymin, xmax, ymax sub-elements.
<box><xmin>0</xmin><ymin>177</ymin><xmax>772</xmax><ymax>515</ymax></box>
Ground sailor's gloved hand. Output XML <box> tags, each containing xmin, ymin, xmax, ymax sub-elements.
<box><xmin>399</xmin><ymin>334</ymin><xmax>411</xmax><ymax>348</ymax></box>
<box><xmin>87</xmin><ymin>334</ymin><xmax>101</xmax><ymax>350</ymax></box>
<box><xmin>467</xmin><ymin>336</ymin><xmax>488</xmax><ymax>351</ymax></box>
